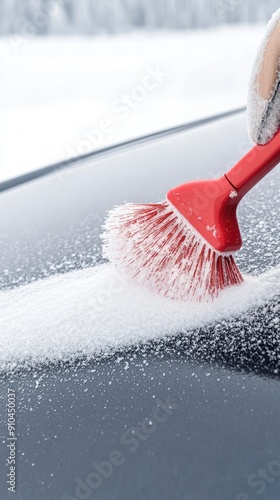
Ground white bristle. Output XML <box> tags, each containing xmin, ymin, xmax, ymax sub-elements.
<box><xmin>101</xmin><ymin>201</ymin><xmax>243</xmax><ymax>302</ymax></box>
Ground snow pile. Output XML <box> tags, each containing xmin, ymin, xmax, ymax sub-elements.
<box><xmin>0</xmin><ymin>263</ymin><xmax>279</xmax><ymax>372</ymax></box>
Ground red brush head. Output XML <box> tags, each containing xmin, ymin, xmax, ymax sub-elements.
<box><xmin>167</xmin><ymin>176</ymin><xmax>242</xmax><ymax>253</ymax></box>
<box><xmin>102</xmin><ymin>198</ymin><xmax>244</xmax><ymax>302</ymax></box>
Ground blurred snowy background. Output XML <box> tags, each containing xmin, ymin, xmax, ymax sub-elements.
<box><xmin>0</xmin><ymin>0</ymin><xmax>279</xmax><ymax>181</ymax></box>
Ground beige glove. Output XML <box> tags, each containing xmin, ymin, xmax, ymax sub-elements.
<box><xmin>247</xmin><ymin>9</ymin><xmax>280</xmax><ymax>144</ymax></box>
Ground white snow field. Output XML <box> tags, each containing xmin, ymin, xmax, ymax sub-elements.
<box><xmin>0</xmin><ymin>263</ymin><xmax>279</xmax><ymax>371</ymax></box>
<box><xmin>0</xmin><ymin>24</ymin><xmax>266</xmax><ymax>182</ymax></box>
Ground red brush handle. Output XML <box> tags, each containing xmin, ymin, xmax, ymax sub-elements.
<box><xmin>225</xmin><ymin>128</ymin><xmax>280</xmax><ymax>197</ymax></box>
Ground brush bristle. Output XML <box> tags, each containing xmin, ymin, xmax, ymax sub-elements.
<box><xmin>101</xmin><ymin>201</ymin><xmax>244</xmax><ymax>302</ymax></box>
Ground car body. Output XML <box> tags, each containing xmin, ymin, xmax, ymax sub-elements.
<box><xmin>0</xmin><ymin>109</ymin><xmax>280</xmax><ymax>500</ymax></box>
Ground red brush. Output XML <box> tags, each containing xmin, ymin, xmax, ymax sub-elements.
<box><xmin>102</xmin><ymin>129</ymin><xmax>280</xmax><ymax>301</ymax></box>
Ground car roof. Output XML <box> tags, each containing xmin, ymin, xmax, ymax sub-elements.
<box><xmin>0</xmin><ymin>109</ymin><xmax>280</xmax><ymax>499</ymax></box>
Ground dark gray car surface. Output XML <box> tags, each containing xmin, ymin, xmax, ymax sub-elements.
<box><xmin>0</xmin><ymin>109</ymin><xmax>280</xmax><ymax>500</ymax></box>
